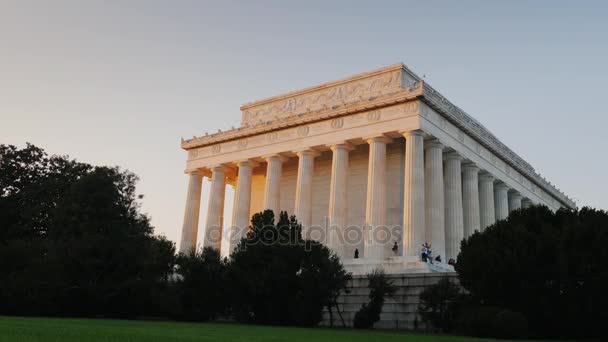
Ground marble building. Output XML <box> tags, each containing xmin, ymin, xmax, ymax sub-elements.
<box><xmin>178</xmin><ymin>63</ymin><xmax>574</xmax><ymax>270</ymax></box>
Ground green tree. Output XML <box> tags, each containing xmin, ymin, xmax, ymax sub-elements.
<box><xmin>175</xmin><ymin>247</ymin><xmax>227</xmax><ymax>321</ymax></box>
<box><xmin>456</xmin><ymin>205</ymin><xmax>608</xmax><ymax>339</ymax></box>
<box><xmin>353</xmin><ymin>269</ymin><xmax>397</xmax><ymax>329</ymax></box>
<box><xmin>228</xmin><ymin>210</ymin><xmax>350</xmax><ymax>326</ymax></box>
<box><xmin>417</xmin><ymin>277</ymin><xmax>463</xmax><ymax>333</ymax></box>
<box><xmin>0</xmin><ymin>143</ymin><xmax>176</xmax><ymax>318</ymax></box>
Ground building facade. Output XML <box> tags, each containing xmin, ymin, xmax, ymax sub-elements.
<box><xmin>178</xmin><ymin>63</ymin><xmax>574</xmax><ymax>266</ymax></box>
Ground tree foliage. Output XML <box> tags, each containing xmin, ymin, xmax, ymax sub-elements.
<box><xmin>175</xmin><ymin>247</ymin><xmax>227</xmax><ymax>321</ymax></box>
<box><xmin>456</xmin><ymin>205</ymin><xmax>608</xmax><ymax>339</ymax></box>
<box><xmin>228</xmin><ymin>210</ymin><xmax>351</xmax><ymax>326</ymax></box>
<box><xmin>0</xmin><ymin>143</ymin><xmax>175</xmax><ymax>317</ymax></box>
<box><xmin>353</xmin><ymin>269</ymin><xmax>396</xmax><ymax>329</ymax></box>
<box><xmin>1</xmin><ymin>143</ymin><xmax>352</xmax><ymax>326</ymax></box>
<box><xmin>417</xmin><ymin>277</ymin><xmax>463</xmax><ymax>333</ymax></box>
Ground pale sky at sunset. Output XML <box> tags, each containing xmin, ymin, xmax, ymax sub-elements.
<box><xmin>2</xmin><ymin>0</ymin><xmax>607</xmax><ymax>252</ymax></box>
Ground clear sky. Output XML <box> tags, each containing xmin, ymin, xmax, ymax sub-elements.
<box><xmin>2</xmin><ymin>0</ymin><xmax>607</xmax><ymax>249</ymax></box>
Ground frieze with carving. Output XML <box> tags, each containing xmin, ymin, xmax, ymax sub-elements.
<box><xmin>242</xmin><ymin>69</ymin><xmax>403</xmax><ymax>125</ymax></box>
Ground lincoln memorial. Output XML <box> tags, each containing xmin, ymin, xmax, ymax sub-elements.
<box><xmin>178</xmin><ymin>63</ymin><xmax>574</xmax><ymax>272</ymax></box>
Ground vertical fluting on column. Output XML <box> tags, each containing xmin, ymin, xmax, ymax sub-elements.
<box><xmin>294</xmin><ymin>150</ymin><xmax>319</xmax><ymax>239</ymax></box>
<box><xmin>494</xmin><ymin>183</ymin><xmax>510</xmax><ymax>221</ymax></box>
<box><xmin>327</xmin><ymin>144</ymin><xmax>352</xmax><ymax>256</ymax></box>
<box><xmin>263</xmin><ymin>155</ymin><xmax>285</xmax><ymax>216</ymax></box>
<box><xmin>179</xmin><ymin>170</ymin><xmax>203</xmax><ymax>254</ymax></box>
<box><xmin>424</xmin><ymin>139</ymin><xmax>445</xmax><ymax>260</ymax></box>
<box><xmin>204</xmin><ymin>166</ymin><xmax>227</xmax><ymax>251</ymax></box>
<box><xmin>364</xmin><ymin>136</ymin><xmax>391</xmax><ymax>259</ymax></box>
<box><xmin>508</xmin><ymin>191</ymin><xmax>523</xmax><ymax>212</ymax></box>
<box><xmin>444</xmin><ymin>152</ymin><xmax>464</xmax><ymax>262</ymax></box>
<box><xmin>403</xmin><ymin>131</ymin><xmax>426</xmax><ymax>258</ymax></box>
<box><xmin>462</xmin><ymin>163</ymin><xmax>481</xmax><ymax>238</ymax></box>
<box><xmin>478</xmin><ymin>173</ymin><xmax>496</xmax><ymax>230</ymax></box>
<box><xmin>229</xmin><ymin>160</ymin><xmax>255</xmax><ymax>254</ymax></box>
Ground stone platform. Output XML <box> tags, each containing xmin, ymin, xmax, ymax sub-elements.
<box><xmin>322</xmin><ymin>271</ymin><xmax>458</xmax><ymax>329</ymax></box>
<box><xmin>342</xmin><ymin>256</ymin><xmax>455</xmax><ymax>276</ymax></box>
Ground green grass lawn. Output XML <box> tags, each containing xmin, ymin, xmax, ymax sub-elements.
<box><xmin>0</xmin><ymin>316</ymin><xmax>513</xmax><ymax>342</ymax></box>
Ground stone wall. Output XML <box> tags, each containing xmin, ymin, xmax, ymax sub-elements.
<box><xmin>321</xmin><ymin>272</ymin><xmax>458</xmax><ymax>330</ymax></box>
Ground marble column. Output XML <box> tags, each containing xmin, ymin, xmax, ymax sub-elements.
<box><xmin>263</xmin><ymin>155</ymin><xmax>285</xmax><ymax>216</ymax></box>
<box><xmin>229</xmin><ymin>160</ymin><xmax>255</xmax><ymax>253</ymax></box>
<box><xmin>462</xmin><ymin>163</ymin><xmax>481</xmax><ymax>238</ymax></box>
<box><xmin>328</xmin><ymin>144</ymin><xmax>352</xmax><ymax>254</ymax></box>
<box><xmin>179</xmin><ymin>170</ymin><xmax>203</xmax><ymax>254</ymax></box>
<box><xmin>521</xmin><ymin>198</ymin><xmax>533</xmax><ymax>209</ymax></box>
<box><xmin>204</xmin><ymin>166</ymin><xmax>227</xmax><ymax>251</ymax></box>
<box><xmin>403</xmin><ymin>131</ymin><xmax>426</xmax><ymax>258</ymax></box>
<box><xmin>508</xmin><ymin>191</ymin><xmax>523</xmax><ymax>212</ymax></box>
<box><xmin>479</xmin><ymin>173</ymin><xmax>496</xmax><ymax>230</ymax></box>
<box><xmin>494</xmin><ymin>182</ymin><xmax>510</xmax><ymax>221</ymax></box>
<box><xmin>424</xmin><ymin>139</ymin><xmax>445</xmax><ymax>260</ymax></box>
<box><xmin>294</xmin><ymin>149</ymin><xmax>319</xmax><ymax>238</ymax></box>
<box><xmin>364</xmin><ymin>136</ymin><xmax>391</xmax><ymax>259</ymax></box>
<box><xmin>444</xmin><ymin>152</ymin><xmax>464</xmax><ymax>261</ymax></box>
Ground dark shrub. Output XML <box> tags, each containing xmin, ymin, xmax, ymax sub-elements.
<box><xmin>457</xmin><ymin>306</ymin><xmax>528</xmax><ymax>340</ymax></box>
<box><xmin>228</xmin><ymin>210</ymin><xmax>350</xmax><ymax>326</ymax></box>
<box><xmin>175</xmin><ymin>247</ymin><xmax>227</xmax><ymax>321</ymax></box>
<box><xmin>491</xmin><ymin>309</ymin><xmax>528</xmax><ymax>340</ymax></box>
<box><xmin>457</xmin><ymin>305</ymin><xmax>502</xmax><ymax>338</ymax></box>
<box><xmin>456</xmin><ymin>205</ymin><xmax>608</xmax><ymax>339</ymax></box>
<box><xmin>353</xmin><ymin>269</ymin><xmax>396</xmax><ymax>329</ymax></box>
<box><xmin>418</xmin><ymin>277</ymin><xmax>463</xmax><ymax>332</ymax></box>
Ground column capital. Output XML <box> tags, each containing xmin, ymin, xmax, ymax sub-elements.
<box><xmin>401</xmin><ymin>130</ymin><xmax>425</xmax><ymax>138</ymax></box>
<box><xmin>424</xmin><ymin>138</ymin><xmax>444</xmax><ymax>150</ymax></box>
<box><xmin>479</xmin><ymin>172</ymin><xmax>495</xmax><ymax>182</ymax></box>
<box><xmin>294</xmin><ymin>149</ymin><xmax>321</xmax><ymax>158</ymax></box>
<box><xmin>233</xmin><ymin>159</ymin><xmax>259</xmax><ymax>168</ymax></box>
<box><xmin>365</xmin><ymin>135</ymin><xmax>392</xmax><ymax>144</ymax></box>
<box><xmin>208</xmin><ymin>165</ymin><xmax>230</xmax><ymax>173</ymax></box>
<box><xmin>509</xmin><ymin>191</ymin><xmax>523</xmax><ymax>200</ymax></box>
<box><xmin>261</xmin><ymin>154</ymin><xmax>289</xmax><ymax>163</ymax></box>
<box><xmin>495</xmin><ymin>182</ymin><xmax>510</xmax><ymax>191</ymax></box>
<box><xmin>462</xmin><ymin>162</ymin><xmax>480</xmax><ymax>173</ymax></box>
<box><xmin>328</xmin><ymin>142</ymin><xmax>355</xmax><ymax>151</ymax></box>
<box><xmin>187</xmin><ymin>169</ymin><xmax>202</xmax><ymax>176</ymax></box>
<box><xmin>444</xmin><ymin>151</ymin><xmax>463</xmax><ymax>161</ymax></box>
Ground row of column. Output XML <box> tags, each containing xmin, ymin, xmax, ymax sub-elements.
<box><xmin>180</xmin><ymin>131</ymin><xmax>532</xmax><ymax>262</ymax></box>
<box><xmin>423</xmin><ymin>139</ymin><xmax>531</xmax><ymax>260</ymax></box>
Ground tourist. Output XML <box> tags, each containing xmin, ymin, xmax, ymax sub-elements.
<box><xmin>421</xmin><ymin>242</ymin><xmax>434</xmax><ymax>264</ymax></box>
<box><xmin>391</xmin><ymin>241</ymin><xmax>399</xmax><ymax>256</ymax></box>
<box><xmin>354</xmin><ymin>248</ymin><xmax>359</xmax><ymax>259</ymax></box>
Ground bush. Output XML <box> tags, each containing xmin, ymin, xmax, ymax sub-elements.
<box><xmin>175</xmin><ymin>247</ymin><xmax>227</xmax><ymax>321</ymax></box>
<box><xmin>456</xmin><ymin>205</ymin><xmax>608</xmax><ymax>339</ymax></box>
<box><xmin>353</xmin><ymin>269</ymin><xmax>396</xmax><ymax>329</ymax></box>
<box><xmin>457</xmin><ymin>306</ymin><xmax>528</xmax><ymax>340</ymax></box>
<box><xmin>457</xmin><ymin>305</ymin><xmax>502</xmax><ymax>338</ymax></box>
<box><xmin>228</xmin><ymin>210</ymin><xmax>350</xmax><ymax>326</ymax></box>
<box><xmin>491</xmin><ymin>309</ymin><xmax>528</xmax><ymax>340</ymax></box>
<box><xmin>418</xmin><ymin>277</ymin><xmax>463</xmax><ymax>333</ymax></box>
